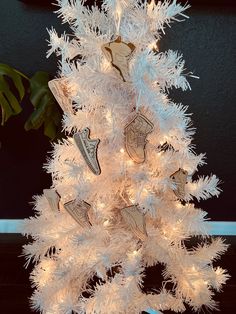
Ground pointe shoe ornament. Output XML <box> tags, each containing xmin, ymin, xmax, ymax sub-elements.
<box><xmin>102</xmin><ymin>36</ymin><xmax>135</xmax><ymax>82</ymax></box>
<box><xmin>124</xmin><ymin>113</ymin><xmax>154</xmax><ymax>163</ymax></box>
<box><xmin>121</xmin><ymin>205</ymin><xmax>148</xmax><ymax>241</ymax></box>
<box><xmin>43</xmin><ymin>189</ymin><xmax>61</xmax><ymax>212</ymax></box>
<box><xmin>48</xmin><ymin>78</ymin><xmax>74</xmax><ymax>114</ymax></box>
<box><xmin>170</xmin><ymin>168</ymin><xmax>188</xmax><ymax>199</ymax></box>
<box><xmin>74</xmin><ymin>128</ymin><xmax>101</xmax><ymax>175</ymax></box>
<box><xmin>63</xmin><ymin>199</ymin><xmax>92</xmax><ymax>228</ymax></box>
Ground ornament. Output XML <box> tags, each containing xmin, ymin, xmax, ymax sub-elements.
<box><xmin>124</xmin><ymin>113</ymin><xmax>154</xmax><ymax>163</ymax></box>
<box><xmin>74</xmin><ymin>128</ymin><xmax>101</xmax><ymax>175</ymax></box>
<box><xmin>63</xmin><ymin>199</ymin><xmax>92</xmax><ymax>228</ymax></box>
<box><xmin>43</xmin><ymin>189</ymin><xmax>60</xmax><ymax>212</ymax></box>
<box><xmin>170</xmin><ymin>168</ymin><xmax>188</xmax><ymax>199</ymax></box>
<box><xmin>48</xmin><ymin>78</ymin><xmax>74</xmax><ymax>114</ymax></box>
<box><xmin>102</xmin><ymin>36</ymin><xmax>135</xmax><ymax>82</ymax></box>
<box><xmin>121</xmin><ymin>205</ymin><xmax>148</xmax><ymax>241</ymax></box>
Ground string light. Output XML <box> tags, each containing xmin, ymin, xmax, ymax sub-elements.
<box><xmin>129</xmin><ymin>198</ymin><xmax>135</xmax><ymax>204</ymax></box>
<box><xmin>143</xmin><ymin>188</ymin><xmax>148</xmax><ymax>194</ymax></box>
<box><xmin>127</xmin><ymin>160</ymin><xmax>134</xmax><ymax>166</ymax></box>
<box><xmin>102</xmin><ymin>58</ymin><xmax>111</xmax><ymax>69</ymax></box>
<box><xmin>97</xmin><ymin>202</ymin><xmax>105</xmax><ymax>209</ymax></box>
<box><xmin>176</xmin><ymin>202</ymin><xmax>182</xmax><ymax>209</ymax></box>
<box><xmin>115</xmin><ymin>3</ymin><xmax>122</xmax><ymax>33</ymax></box>
<box><xmin>147</xmin><ymin>0</ymin><xmax>155</xmax><ymax>15</ymax></box>
<box><xmin>68</xmin><ymin>137</ymin><xmax>74</xmax><ymax>144</ymax></box>
<box><xmin>148</xmin><ymin>41</ymin><xmax>159</xmax><ymax>51</ymax></box>
<box><xmin>38</xmin><ymin>260</ymin><xmax>54</xmax><ymax>287</ymax></box>
<box><xmin>103</xmin><ymin>220</ymin><xmax>109</xmax><ymax>226</ymax></box>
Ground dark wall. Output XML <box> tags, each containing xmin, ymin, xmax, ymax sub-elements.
<box><xmin>0</xmin><ymin>0</ymin><xmax>62</xmax><ymax>219</ymax></box>
<box><xmin>0</xmin><ymin>1</ymin><xmax>235</xmax><ymax>220</ymax></box>
<box><xmin>160</xmin><ymin>4</ymin><xmax>236</xmax><ymax>221</ymax></box>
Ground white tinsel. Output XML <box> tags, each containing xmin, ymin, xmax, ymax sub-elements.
<box><xmin>22</xmin><ymin>1</ymin><xmax>229</xmax><ymax>313</ymax></box>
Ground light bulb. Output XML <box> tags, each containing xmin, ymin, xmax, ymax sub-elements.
<box><xmin>176</xmin><ymin>202</ymin><xmax>182</xmax><ymax>209</ymax></box>
<box><xmin>148</xmin><ymin>41</ymin><xmax>158</xmax><ymax>51</ymax></box>
<box><xmin>103</xmin><ymin>220</ymin><xmax>109</xmax><ymax>226</ymax></box>
<box><xmin>115</xmin><ymin>3</ymin><xmax>122</xmax><ymax>33</ymax></box>
<box><xmin>98</xmin><ymin>202</ymin><xmax>105</xmax><ymax>209</ymax></box>
<box><xmin>129</xmin><ymin>197</ymin><xmax>135</xmax><ymax>204</ymax></box>
<box><xmin>127</xmin><ymin>160</ymin><xmax>133</xmax><ymax>166</ymax></box>
<box><xmin>147</xmin><ymin>0</ymin><xmax>155</xmax><ymax>15</ymax></box>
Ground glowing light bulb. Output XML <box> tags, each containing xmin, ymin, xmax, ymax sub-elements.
<box><xmin>127</xmin><ymin>160</ymin><xmax>133</xmax><ymax>166</ymax></box>
<box><xmin>103</xmin><ymin>58</ymin><xmax>111</xmax><ymax>69</ymax></box>
<box><xmin>103</xmin><ymin>220</ymin><xmax>109</xmax><ymax>226</ymax></box>
<box><xmin>120</xmin><ymin>148</ymin><xmax>125</xmax><ymax>154</ymax></box>
<box><xmin>147</xmin><ymin>0</ymin><xmax>155</xmax><ymax>15</ymax></box>
<box><xmin>98</xmin><ymin>202</ymin><xmax>105</xmax><ymax>209</ymax></box>
<box><xmin>105</xmin><ymin>110</ymin><xmax>113</xmax><ymax>125</ymax></box>
<box><xmin>68</xmin><ymin>137</ymin><xmax>74</xmax><ymax>143</ymax></box>
<box><xmin>176</xmin><ymin>202</ymin><xmax>182</xmax><ymax>209</ymax></box>
<box><xmin>116</xmin><ymin>6</ymin><xmax>122</xmax><ymax>17</ymax></box>
<box><xmin>129</xmin><ymin>198</ymin><xmax>135</xmax><ymax>204</ymax></box>
<box><xmin>115</xmin><ymin>3</ymin><xmax>122</xmax><ymax>33</ymax></box>
<box><xmin>148</xmin><ymin>41</ymin><xmax>159</xmax><ymax>51</ymax></box>
<box><xmin>69</xmin><ymin>81</ymin><xmax>79</xmax><ymax>95</ymax></box>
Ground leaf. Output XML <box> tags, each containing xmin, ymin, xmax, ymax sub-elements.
<box><xmin>29</xmin><ymin>71</ymin><xmax>50</xmax><ymax>106</ymax></box>
<box><xmin>0</xmin><ymin>63</ymin><xmax>25</xmax><ymax>100</ymax></box>
<box><xmin>0</xmin><ymin>93</ymin><xmax>12</xmax><ymax>125</ymax></box>
<box><xmin>25</xmin><ymin>71</ymin><xmax>62</xmax><ymax>140</ymax></box>
<box><xmin>0</xmin><ymin>63</ymin><xmax>26</xmax><ymax>125</ymax></box>
<box><xmin>44</xmin><ymin>118</ymin><xmax>57</xmax><ymax>139</ymax></box>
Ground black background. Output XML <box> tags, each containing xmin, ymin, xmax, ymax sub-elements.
<box><xmin>0</xmin><ymin>0</ymin><xmax>235</xmax><ymax>220</ymax></box>
<box><xmin>0</xmin><ymin>2</ymin><xmax>235</xmax><ymax>314</ymax></box>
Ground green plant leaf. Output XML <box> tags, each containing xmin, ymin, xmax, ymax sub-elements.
<box><xmin>0</xmin><ymin>63</ymin><xmax>26</xmax><ymax>125</ymax></box>
<box><xmin>0</xmin><ymin>92</ymin><xmax>12</xmax><ymax>125</ymax></box>
<box><xmin>44</xmin><ymin>117</ymin><xmax>57</xmax><ymax>139</ymax></box>
<box><xmin>25</xmin><ymin>71</ymin><xmax>62</xmax><ymax>140</ymax></box>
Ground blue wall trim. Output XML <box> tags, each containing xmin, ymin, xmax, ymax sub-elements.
<box><xmin>0</xmin><ymin>220</ymin><xmax>235</xmax><ymax>235</ymax></box>
<box><xmin>147</xmin><ymin>309</ymin><xmax>162</xmax><ymax>314</ymax></box>
<box><xmin>209</xmin><ymin>221</ymin><xmax>236</xmax><ymax>235</ymax></box>
<box><xmin>0</xmin><ymin>219</ymin><xmax>23</xmax><ymax>233</ymax></box>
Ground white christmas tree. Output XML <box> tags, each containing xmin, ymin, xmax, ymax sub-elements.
<box><xmin>22</xmin><ymin>0</ymin><xmax>229</xmax><ymax>313</ymax></box>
